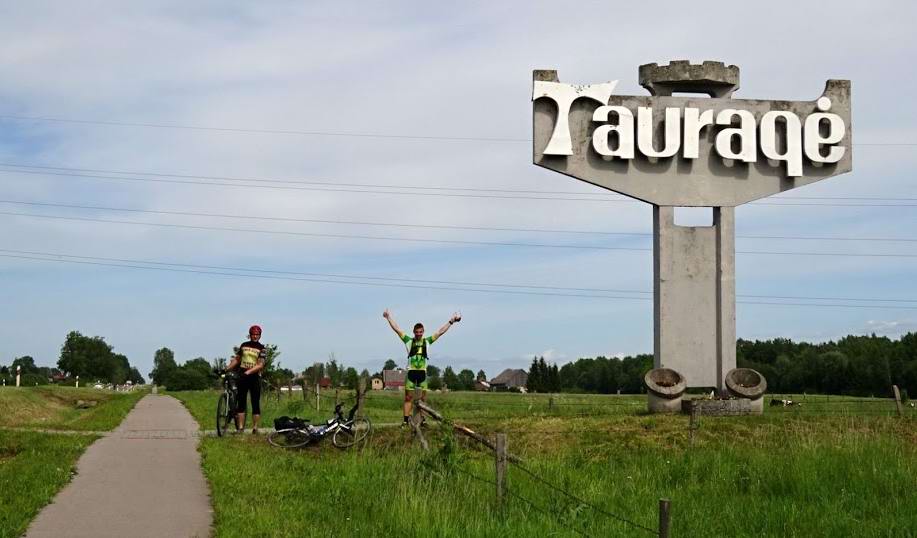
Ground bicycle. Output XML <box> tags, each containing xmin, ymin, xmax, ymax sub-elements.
<box><xmin>267</xmin><ymin>402</ymin><xmax>372</xmax><ymax>449</ymax></box>
<box><xmin>216</xmin><ymin>371</ymin><xmax>239</xmax><ymax>437</ymax></box>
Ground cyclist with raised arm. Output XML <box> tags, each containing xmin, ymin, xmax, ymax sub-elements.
<box><xmin>226</xmin><ymin>324</ymin><xmax>266</xmax><ymax>434</ymax></box>
<box><xmin>383</xmin><ymin>309</ymin><xmax>460</xmax><ymax>427</ymax></box>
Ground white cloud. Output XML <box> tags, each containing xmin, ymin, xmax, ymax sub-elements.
<box><xmin>1</xmin><ymin>1</ymin><xmax>916</xmax><ymax>376</ymax></box>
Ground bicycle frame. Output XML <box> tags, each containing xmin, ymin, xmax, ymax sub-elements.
<box><xmin>290</xmin><ymin>402</ymin><xmax>359</xmax><ymax>440</ymax></box>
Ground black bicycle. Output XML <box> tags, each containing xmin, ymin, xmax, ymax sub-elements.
<box><xmin>216</xmin><ymin>371</ymin><xmax>239</xmax><ymax>437</ymax></box>
<box><xmin>267</xmin><ymin>402</ymin><xmax>372</xmax><ymax>449</ymax></box>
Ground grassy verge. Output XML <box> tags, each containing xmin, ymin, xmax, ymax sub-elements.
<box><xmin>197</xmin><ymin>421</ymin><xmax>916</xmax><ymax>537</ymax></box>
<box><xmin>175</xmin><ymin>387</ymin><xmax>917</xmax><ymax>537</ymax></box>
<box><xmin>0</xmin><ymin>430</ymin><xmax>97</xmax><ymax>538</ymax></box>
<box><xmin>0</xmin><ymin>386</ymin><xmax>147</xmax><ymax>431</ymax></box>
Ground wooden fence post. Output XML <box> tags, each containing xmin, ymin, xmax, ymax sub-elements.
<box><xmin>357</xmin><ymin>375</ymin><xmax>368</xmax><ymax>417</ymax></box>
<box><xmin>316</xmin><ymin>383</ymin><xmax>320</xmax><ymax>412</ymax></box>
<box><xmin>892</xmin><ymin>385</ymin><xmax>903</xmax><ymax>417</ymax></box>
<box><xmin>411</xmin><ymin>386</ymin><xmax>428</xmax><ymax>450</ymax></box>
<box><xmin>495</xmin><ymin>433</ymin><xmax>507</xmax><ymax>509</ymax></box>
<box><xmin>658</xmin><ymin>498</ymin><xmax>671</xmax><ymax>538</ymax></box>
<box><xmin>548</xmin><ymin>395</ymin><xmax>554</xmax><ymax>411</ymax></box>
<box><xmin>689</xmin><ymin>403</ymin><xmax>698</xmax><ymax>446</ymax></box>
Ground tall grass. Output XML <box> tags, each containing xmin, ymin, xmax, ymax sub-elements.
<box><xmin>0</xmin><ymin>431</ymin><xmax>96</xmax><ymax>538</ymax></box>
<box><xmin>199</xmin><ymin>426</ymin><xmax>916</xmax><ymax>537</ymax></box>
<box><xmin>178</xmin><ymin>389</ymin><xmax>917</xmax><ymax>537</ymax></box>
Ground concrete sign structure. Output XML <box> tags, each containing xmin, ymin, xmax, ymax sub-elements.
<box><xmin>532</xmin><ymin>61</ymin><xmax>852</xmax><ymax>390</ymax></box>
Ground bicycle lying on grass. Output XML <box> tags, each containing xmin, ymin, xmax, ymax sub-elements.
<box><xmin>215</xmin><ymin>371</ymin><xmax>239</xmax><ymax>438</ymax></box>
<box><xmin>268</xmin><ymin>402</ymin><xmax>372</xmax><ymax>449</ymax></box>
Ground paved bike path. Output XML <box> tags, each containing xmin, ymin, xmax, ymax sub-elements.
<box><xmin>26</xmin><ymin>394</ymin><xmax>212</xmax><ymax>538</ymax></box>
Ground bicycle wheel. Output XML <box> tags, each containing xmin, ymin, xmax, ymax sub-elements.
<box><xmin>267</xmin><ymin>429</ymin><xmax>312</xmax><ymax>449</ymax></box>
<box><xmin>216</xmin><ymin>392</ymin><xmax>232</xmax><ymax>437</ymax></box>
<box><xmin>332</xmin><ymin>417</ymin><xmax>372</xmax><ymax>449</ymax></box>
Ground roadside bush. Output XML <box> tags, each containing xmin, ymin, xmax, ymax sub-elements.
<box><xmin>20</xmin><ymin>373</ymin><xmax>49</xmax><ymax>386</ymax></box>
<box><xmin>164</xmin><ymin>366</ymin><xmax>212</xmax><ymax>391</ymax></box>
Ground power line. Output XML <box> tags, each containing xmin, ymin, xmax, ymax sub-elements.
<box><xmin>4</xmin><ymin>247</ymin><xmax>916</xmax><ymax>304</ymax></box>
<box><xmin>2</xmin><ymin>248</ymin><xmax>917</xmax><ymax>310</ymax></box>
<box><xmin>3</xmin><ymin>162</ymin><xmax>916</xmax><ymax>202</ymax></box>
<box><xmin>3</xmin><ymin>209</ymin><xmax>916</xmax><ymax>259</ymax></box>
<box><xmin>0</xmin><ymin>210</ymin><xmax>648</xmax><ymax>252</ymax></box>
<box><xmin>3</xmin><ymin>166</ymin><xmax>917</xmax><ymax>208</ymax></box>
<box><xmin>0</xmin><ymin>114</ymin><xmax>531</xmax><ymax>143</ymax></box>
<box><xmin>0</xmin><ymin>167</ymin><xmax>630</xmax><ymax>203</ymax></box>
<box><xmin>1</xmin><ymin>198</ymin><xmax>915</xmax><ymax>244</ymax></box>
<box><xmin>1</xmin><ymin>113</ymin><xmax>915</xmax><ymax>147</ymax></box>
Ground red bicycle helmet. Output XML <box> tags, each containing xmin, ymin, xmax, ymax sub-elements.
<box><xmin>249</xmin><ymin>324</ymin><xmax>262</xmax><ymax>335</ymax></box>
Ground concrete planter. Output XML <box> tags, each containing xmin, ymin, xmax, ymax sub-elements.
<box><xmin>725</xmin><ymin>368</ymin><xmax>767</xmax><ymax>414</ymax></box>
<box><xmin>644</xmin><ymin>368</ymin><xmax>687</xmax><ymax>413</ymax></box>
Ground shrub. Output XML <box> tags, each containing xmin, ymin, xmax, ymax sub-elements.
<box><xmin>164</xmin><ymin>366</ymin><xmax>212</xmax><ymax>391</ymax></box>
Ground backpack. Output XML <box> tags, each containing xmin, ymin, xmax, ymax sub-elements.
<box><xmin>274</xmin><ymin>416</ymin><xmax>309</xmax><ymax>431</ymax></box>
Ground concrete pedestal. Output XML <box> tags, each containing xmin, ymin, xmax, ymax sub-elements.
<box><xmin>682</xmin><ymin>398</ymin><xmax>761</xmax><ymax>416</ymax></box>
<box><xmin>644</xmin><ymin>368</ymin><xmax>687</xmax><ymax>414</ymax></box>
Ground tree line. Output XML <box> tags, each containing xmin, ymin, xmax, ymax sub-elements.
<box><xmin>374</xmin><ymin>359</ymin><xmax>487</xmax><ymax>391</ymax></box>
<box><xmin>523</xmin><ymin>332</ymin><xmax>917</xmax><ymax>398</ymax></box>
<box><xmin>0</xmin><ymin>331</ymin><xmax>145</xmax><ymax>387</ymax></box>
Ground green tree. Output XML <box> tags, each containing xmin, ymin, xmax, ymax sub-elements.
<box><xmin>163</xmin><ymin>366</ymin><xmax>210</xmax><ymax>391</ymax></box>
<box><xmin>11</xmin><ymin>356</ymin><xmax>39</xmax><ymax>375</ymax></box>
<box><xmin>526</xmin><ymin>358</ymin><xmax>542</xmax><ymax>393</ymax></box>
<box><xmin>343</xmin><ymin>367</ymin><xmax>359</xmax><ymax>390</ymax></box>
<box><xmin>58</xmin><ymin>331</ymin><xmax>133</xmax><ymax>384</ymax></box>
<box><xmin>458</xmin><ymin>369</ymin><xmax>475</xmax><ymax>390</ymax></box>
<box><xmin>383</xmin><ymin>359</ymin><xmax>398</xmax><ymax>371</ymax></box>
<box><xmin>442</xmin><ymin>366</ymin><xmax>459</xmax><ymax>390</ymax></box>
<box><xmin>20</xmin><ymin>373</ymin><xmax>48</xmax><ymax>386</ymax></box>
<box><xmin>150</xmin><ymin>347</ymin><xmax>177</xmax><ymax>386</ymax></box>
<box><xmin>127</xmin><ymin>367</ymin><xmax>145</xmax><ymax>385</ymax></box>
<box><xmin>211</xmin><ymin>357</ymin><xmax>227</xmax><ymax>373</ymax></box>
<box><xmin>476</xmin><ymin>369</ymin><xmax>487</xmax><ymax>382</ymax></box>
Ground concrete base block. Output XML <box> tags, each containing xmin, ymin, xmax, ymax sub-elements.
<box><xmin>648</xmin><ymin>392</ymin><xmax>683</xmax><ymax>413</ymax></box>
<box><xmin>682</xmin><ymin>397</ymin><xmax>762</xmax><ymax>416</ymax></box>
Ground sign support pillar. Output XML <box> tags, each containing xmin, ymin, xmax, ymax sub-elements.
<box><xmin>653</xmin><ymin>206</ymin><xmax>735</xmax><ymax>392</ymax></box>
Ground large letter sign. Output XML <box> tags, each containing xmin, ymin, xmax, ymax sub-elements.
<box><xmin>532</xmin><ymin>61</ymin><xmax>852</xmax><ymax>391</ymax></box>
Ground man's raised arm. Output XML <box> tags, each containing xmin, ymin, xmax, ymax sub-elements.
<box><xmin>433</xmin><ymin>312</ymin><xmax>462</xmax><ymax>340</ymax></box>
<box><xmin>383</xmin><ymin>309</ymin><xmax>405</xmax><ymax>339</ymax></box>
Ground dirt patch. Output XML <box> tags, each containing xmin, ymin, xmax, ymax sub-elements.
<box><xmin>0</xmin><ymin>446</ymin><xmax>21</xmax><ymax>464</ymax></box>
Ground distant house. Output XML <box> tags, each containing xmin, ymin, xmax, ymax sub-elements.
<box><xmin>474</xmin><ymin>380</ymin><xmax>491</xmax><ymax>392</ymax></box>
<box><xmin>383</xmin><ymin>368</ymin><xmax>405</xmax><ymax>390</ymax></box>
<box><xmin>490</xmin><ymin>369</ymin><xmax>528</xmax><ymax>391</ymax></box>
<box><xmin>319</xmin><ymin>377</ymin><xmax>332</xmax><ymax>389</ymax></box>
<box><xmin>371</xmin><ymin>377</ymin><xmax>384</xmax><ymax>391</ymax></box>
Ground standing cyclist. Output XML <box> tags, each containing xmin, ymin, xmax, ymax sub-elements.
<box><xmin>226</xmin><ymin>325</ymin><xmax>266</xmax><ymax>434</ymax></box>
<box><xmin>383</xmin><ymin>309</ymin><xmax>460</xmax><ymax>426</ymax></box>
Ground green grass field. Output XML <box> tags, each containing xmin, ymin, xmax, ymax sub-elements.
<box><xmin>173</xmin><ymin>389</ymin><xmax>917</xmax><ymax>537</ymax></box>
<box><xmin>0</xmin><ymin>430</ymin><xmax>97</xmax><ymax>537</ymax></box>
<box><xmin>0</xmin><ymin>385</ymin><xmax>147</xmax><ymax>538</ymax></box>
<box><xmin>0</xmin><ymin>386</ymin><xmax>147</xmax><ymax>431</ymax></box>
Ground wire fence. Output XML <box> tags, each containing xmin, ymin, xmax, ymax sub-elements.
<box><xmin>265</xmin><ymin>385</ymin><xmax>914</xmax><ymax>424</ymax></box>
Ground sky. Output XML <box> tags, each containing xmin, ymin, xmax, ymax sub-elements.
<box><xmin>1</xmin><ymin>1</ymin><xmax>915</xmax><ymax>380</ymax></box>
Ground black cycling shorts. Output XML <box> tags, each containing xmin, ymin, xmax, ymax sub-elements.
<box><xmin>236</xmin><ymin>373</ymin><xmax>261</xmax><ymax>415</ymax></box>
